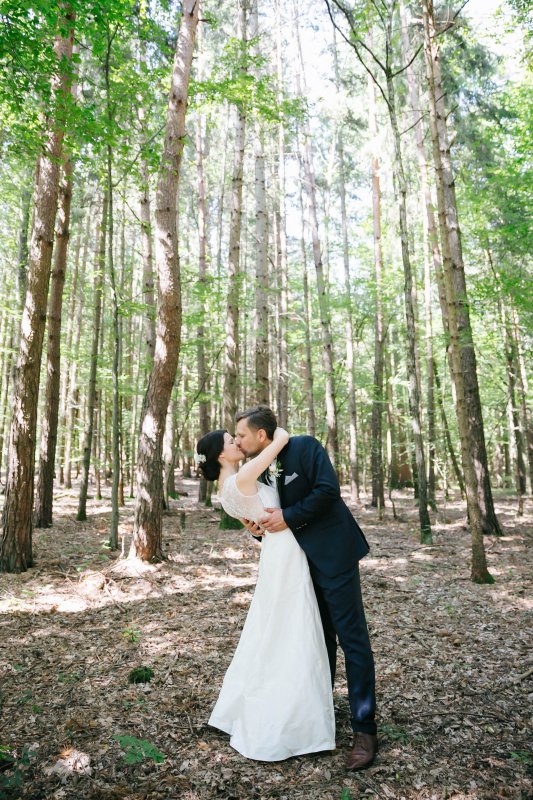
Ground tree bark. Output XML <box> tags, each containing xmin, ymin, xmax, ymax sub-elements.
<box><xmin>0</xmin><ymin>318</ymin><xmax>15</xmax><ymax>484</ymax></box>
<box><xmin>275</xmin><ymin>0</ymin><xmax>289</xmax><ymax>428</ymax></box>
<box><xmin>384</xmin><ymin>61</ymin><xmax>432</xmax><ymax>544</ymax></box>
<box><xmin>368</xmin><ymin>70</ymin><xmax>385</xmax><ymax>513</ymax></box>
<box><xmin>298</xmin><ymin>175</ymin><xmax>316</xmax><ymax>437</ymax></box>
<box><xmin>58</xmin><ymin>210</ymin><xmax>83</xmax><ymax>485</ymax></box>
<box><xmin>63</xmin><ymin>217</ymin><xmax>88</xmax><ymax>489</ymax></box>
<box><xmin>423</xmin><ymin>0</ymin><xmax>493</xmax><ymax>581</ymax></box>
<box><xmin>294</xmin><ymin>4</ymin><xmax>338</xmax><ymax>464</ymax></box>
<box><xmin>77</xmin><ymin>193</ymin><xmax>107</xmax><ymax>521</ymax></box>
<box><xmin>512</xmin><ymin>307</ymin><xmax>533</xmax><ymax>494</ymax></box>
<box><xmin>34</xmin><ymin>149</ymin><xmax>74</xmax><ymax>528</ymax></box>
<box><xmin>251</xmin><ymin>0</ymin><xmax>269</xmax><ymax>405</ymax></box>
<box><xmin>433</xmin><ymin>358</ymin><xmax>465</xmax><ymax>496</ymax></box>
<box><xmin>400</xmin><ymin>0</ymin><xmax>438</xmax><ymax>509</ymax></box>
<box><xmin>195</xmin><ymin>45</ymin><xmax>210</xmax><ymax>503</ymax></box>
<box><xmin>423</xmin><ymin>0</ymin><xmax>501</xmax><ymax>539</ymax></box>
<box><xmin>16</xmin><ymin>177</ymin><xmax>32</xmax><ymax>310</ymax></box>
<box><xmin>494</xmin><ymin>268</ymin><xmax>526</xmax><ymax>512</ymax></box>
<box><xmin>223</xmin><ymin>0</ymin><xmax>247</xmax><ymax>433</ymax></box>
<box><xmin>333</xmin><ymin>28</ymin><xmax>359</xmax><ymax>500</ymax></box>
<box><xmin>140</xmin><ymin>161</ymin><xmax>156</xmax><ymax>364</ymax></box>
<box><xmin>131</xmin><ymin>0</ymin><xmax>199</xmax><ymax>561</ymax></box>
<box><xmin>1</xmin><ymin>7</ymin><xmax>75</xmax><ymax>572</ymax></box>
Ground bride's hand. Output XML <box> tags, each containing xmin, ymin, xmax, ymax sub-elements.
<box><xmin>273</xmin><ymin>427</ymin><xmax>289</xmax><ymax>444</ymax></box>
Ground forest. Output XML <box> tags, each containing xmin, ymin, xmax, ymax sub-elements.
<box><xmin>0</xmin><ymin>0</ymin><xmax>531</xmax><ymax>798</ymax></box>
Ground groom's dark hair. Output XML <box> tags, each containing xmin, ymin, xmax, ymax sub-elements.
<box><xmin>235</xmin><ymin>405</ymin><xmax>277</xmax><ymax>440</ymax></box>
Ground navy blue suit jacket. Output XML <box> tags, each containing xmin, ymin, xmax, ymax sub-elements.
<box><xmin>273</xmin><ymin>435</ymin><xmax>369</xmax><ymax>578</ymax></box>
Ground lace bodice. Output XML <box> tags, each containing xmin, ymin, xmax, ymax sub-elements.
<box><xmin>219</xmin><ymin>474</ymin><xmax>279</xmax><ymax>522</ymax></box>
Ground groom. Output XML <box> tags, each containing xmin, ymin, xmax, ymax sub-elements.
<box><xmin>234</xmin><ymin>405</ymin><xmax>377</xmax><ymax>770</ymax></box>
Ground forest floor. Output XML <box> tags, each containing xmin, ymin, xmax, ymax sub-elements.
<box><xmin>0</xmin><ymin>480</ymin><xmax>531</xmax><ymax>800</ymax></box>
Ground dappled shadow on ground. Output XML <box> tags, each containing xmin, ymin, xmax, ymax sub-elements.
<box><xmin>0</xmin><ymin>482</ymin><xmax>531</xmax><ymax>799</ymax></box>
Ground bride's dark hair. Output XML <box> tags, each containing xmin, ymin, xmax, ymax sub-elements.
<box><xmin>195</xmin><ymin>429</ymin><xmax>227</xmax><ymax>482</ymax></box>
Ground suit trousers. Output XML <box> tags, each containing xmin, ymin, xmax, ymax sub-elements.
<box><xmin>309</xmin><ymin>562</ymin><xmax>377</xmax><ymax>736</ymax></box>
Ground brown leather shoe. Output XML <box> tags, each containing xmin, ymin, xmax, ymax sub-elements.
<box><xmin>345</xmin><ymin>732</ymin><xmax>377</xmax><ymax>770</ymax></box>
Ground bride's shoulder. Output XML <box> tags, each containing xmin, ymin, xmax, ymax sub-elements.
<box><xmin>221</xmin><ymin>473</ymin><xmax>257</xmax><ymax>497</ymax></box>
<box><xmin>220</xmin><ymin>473</ymin><xmax>237</xmax><ymax>494</ymax></box>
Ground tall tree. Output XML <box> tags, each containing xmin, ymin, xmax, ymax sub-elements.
<box><xmin>251</xmin><ymin>0</ymin><xmax>269</xmax><ymax>405</ymax></box>
<box><xmin>423</xmin><ymin>0</ymin><xmax>493</xmax><ymax>581</ymax></box>
<box><xmin>333</xmin><ymin>28</ymin><xmax>360</xmax><ymax>500</ymax></box>
<box><xmin>423</xmin><ymin>0</ymin><xmax>502</xmax><ymax>537</ymax></box>
<box><xmin>131</xmin><ymin>0</ymin><xmax>199</xmax><ymax>561</ymax></box>
<box><xmin>329</xmin><ymin>3</ymin><xmax>432</xmax><ymax>543</ymax></box>
<box><xmin>195</xmin><ymin>25</ymin><xmax>210</xmax><ymax>504</ymax></box>
<box><xmin>368</xmin><ymin>63</ymin><xmax>385</xmax><ymax>513</ymax></box>
<box><xmin>275</xmin><ymin>0</ymin><xmax>289</xmax><ymax>428</ymax></box>
<box><xmin>34</xmin><ymin>149</ymin><xmax>74</xmax><ymax>529</ymax></box>
<box><xmin>294</xmin><ymin>1</ymin><xmax>339</xmax><ymax>464</ymax></box>
<box><xmin>223</xmin><ymin>0</ymin><xmax>248</xmax><ymax>432</ymax></box>
<box><xmin>77</xmin><ymin>193</ymin><xmax>107</xmax><ymax>521</ymax></box>
<box><xmin>1</xmin><ymin>6</ymin><xmax>75</xmax><ymax>572</ymax></box>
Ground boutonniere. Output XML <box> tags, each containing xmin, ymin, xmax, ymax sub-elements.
<box><xmin>269</xmin><ymin>460</ymin><xmax>283</xmax><ymax>480</ymax></box>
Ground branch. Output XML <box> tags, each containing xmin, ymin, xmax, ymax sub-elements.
<box><xmin>391</xmin><ymin>41</ymin><xmax>423</xmax><ymax>78</ymax></box>
<box><xmin>435</xmin><ymin>1</ymin><xmax>470</xmax><ymax>37</ymax></box>
<box><xmin>399</xmin><ymin>109</ymin><xmax>428</xmax><ymax>138</ymax></box>
<box><xmin>111</xmin><ymin>122</ymin><xmax>166</xmax><ymax>189</ymax></box>
<box><xmin>330</xmin><ymin>0</ymin><xmax>389</xmax><ymax>75</ymax></box>
<box><xmin>325</xmin><ymin>0</ymin><xmax>391</xmax><ymax>111</ymax></box>
<box><xmin>369</xmin><ymin>0</ymin><xmax>386</xmax><ymax>29</ymax></box>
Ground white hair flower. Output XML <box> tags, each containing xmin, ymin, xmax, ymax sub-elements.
<box><xmin>194</xmin><ymin>452</ymin><xmax>207</xmax><ymax>465</ymax></box>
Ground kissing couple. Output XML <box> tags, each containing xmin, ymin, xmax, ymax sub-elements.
<box><xmin>195</xmin><ymin>405</ymin><xmax>377</xmax><ymax>769</ymax></box>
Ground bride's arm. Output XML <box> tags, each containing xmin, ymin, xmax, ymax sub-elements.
<box><xmin>235</xmin><ymin>428</ymin><xmax>289</xmax><ymax>496</ymax></box>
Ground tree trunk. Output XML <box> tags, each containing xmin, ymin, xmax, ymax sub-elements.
<box><xmin>298</xmin><ymin>166</ymin><xmax>316</xmax><ymax>437</ymax></box>
<box><xmin>423</xmin><ymin>0</ymin><xmax>493</xmax><ymax>581</ymax></box>
<box><xmin>498</xmin><ymin>288</ymin><xmax>526</xmax><ymax>512</ymax></box>
<box><xmin>400</xmin><ymin>0</ymin><xmax>438</xmax><ymax>509</ymax></box>
<box><xmin>0</xmin><ymin>318</ymin><xmax>15</xmax><ymax>484</ymax></box>
<box><xmin>140</xmin><ymin>161</ymin><xmax>156</xmax><ymax>364</ymax></box>
<box><xmin>368</xmin><ymin>70</ymin><xmax>385</xmax><ymax>513</ymax></box>
<box><xmin>251</xmin><ymin>0</ymin><xmax>269</xmax><ymax>405</ymax></box>
<box><xmin>223</xmin><ymin>1</ymin><xmax>247</xmax><ymax>433</ymax></box>
<box><xmin>433</xmin><ymin>358</ymin><xmax>465</xmax><ymax>496</ymax></box>
<box><xmin>512</xmin><ymin>307</ymin><xmax>533</xmax><ymax>494</ymax></box>
<box><xmin>163</xmin><ymin>396</ymin><xmax>177</xmax><ymax>506</ymax></box>
<box><xmin>294</xmin><ymin>5</ymin><xmax>338</xmax><ymax>464</ymax></box>
<box><xmin>333</xmin><ymin>28</ymin><xmax>359</xmax><ymax>500</ymax></box>
<box><xmin>104</xmin><ymin>33</ymin><xmax>122</xmax><ymax>549</ymax></box>
<box><xmin>195</xmin><ymin>45</ymin><xmax>210</xmax><ymax>503</ymax></box>
<box><xmin>384</xmin><ymin>61</ymin><xmax>432</xmax><ymax>544</ymax></box>
<box><xmin>1</xmin><ymin>7</ymin><xmax>75</xmax><ymax>572</ymax></box>
<box><xmin>17</xmin><ymin>177</ymin><xmax>32</xmax><ymax>310</ymax></box>
<box><xmin>34</xmin><ymin>149</ymin><xmax>74</xmax><ymax>528</ymax></box>
<box><xmin>58</xmin><ymin>211</ymin><xmax>84</xmax><ymax>485</ymax></box>
<box><xmin>77</xmin><ymin>193</ymin><xmax>107</xmax><ymax>521</ymax></box>
<box><xmin>63</xmin><ymin>220</ymin><xmax>88</xmax><ymax>490</ymax></box>
<box><xmin>131</xmin><ymin>0</ymin><xmax>199</xmax><ymax>561</ymax></box>
<box><xmin>423</xmin><ymin>0</ymin><xmax>501</xmax><ymax>540</ymax></box>
<box><xmin>275</xmin><ymin>0</ymin><xmax>289</xmax><ymax>428</ymax></box>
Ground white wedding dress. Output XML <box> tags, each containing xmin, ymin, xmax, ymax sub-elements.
<box><xmin>208</xmin><ymin>475</ymin><xmax>335</xmax><ymax>761</ymax></box>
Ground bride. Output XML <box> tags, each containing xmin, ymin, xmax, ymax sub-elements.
<box><xmin>195</xmin><ymin>426</ymin><xmax>335</xmax><ymax>762</ymax></box>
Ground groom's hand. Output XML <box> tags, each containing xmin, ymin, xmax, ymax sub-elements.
<box><xmin>241</xmin><ymin>518</ymin><xmax>265</xmax><ymax>537</ymax></box>
<box><xmin>260</xmin><ymin>508</ymin><xmax>286</xmax><ymax>533</ymax></box>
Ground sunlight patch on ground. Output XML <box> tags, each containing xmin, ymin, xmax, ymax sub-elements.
<box><xmin>364</xmin><ymin>556</ymin><xmax>408</xmax><ymax>570</ymax></box>
<box><xmin>410</xmin><ymin>552</ymin><xmax>435</xmax><ymax>562</ymax></box>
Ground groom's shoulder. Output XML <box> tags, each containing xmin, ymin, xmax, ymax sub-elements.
<box><xmin>288</xmin><ymin>434</ymin><xmax>322</xmax><ymax>451</ymax></box>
